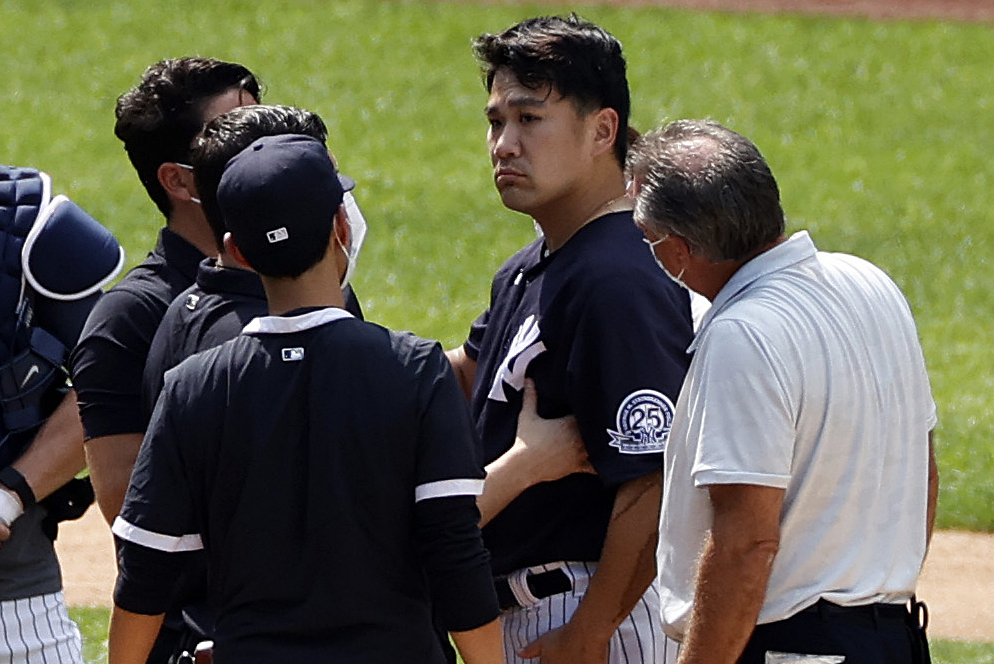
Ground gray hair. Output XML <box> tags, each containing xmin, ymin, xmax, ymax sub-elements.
<box><xmin>628</xmin><ymin>119</ymin><xmax>784</xmax><ymax>262</ymax></box>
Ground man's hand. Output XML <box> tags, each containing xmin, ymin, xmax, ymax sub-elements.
<box><xmin>518</xmin><ymin>621</ymin><xmax>609</xmax><ymax>664</ymax></box>
<box><xmin>478</xmin><ymin>379</ymin><xmax>593</xmax><ymax>526</ymax></box>
<box><xmin>510</xmin><ymin>379</ymin><xmax>593</xmax><ymax>484</ymax></box>
<box><xmin>0</xmin><ymin>521</ymin><xmax>10</xmax><ymax>546</ymax></box>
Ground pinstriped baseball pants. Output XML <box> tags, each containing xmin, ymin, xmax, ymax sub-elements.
<box><xmin>498</xmin><ymin>561</ymin><xmax>681</xmax><ymax>664</ymax></box>
<box><xmin>0</xmin><ymin>591</ymin><xmax>83</xmax><ymax>664</ymax></box>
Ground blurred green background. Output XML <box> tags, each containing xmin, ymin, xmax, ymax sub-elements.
<box><xmin>2</xmin><ymin>0</ymin><xmax>991</xmax><ymax>658</ymax></box>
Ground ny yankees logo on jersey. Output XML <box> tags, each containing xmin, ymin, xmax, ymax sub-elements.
<box><xmin>488</xmin><ymin>315</ymin><xmax>546</xmax><ymax>402</ymax></box>
<box><xmin>607</xmin><ymin>389</ymin><xmax>674</xmax><ymax>454</ymax></box>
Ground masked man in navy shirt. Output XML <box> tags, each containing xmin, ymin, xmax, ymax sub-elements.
<box><xmin>109</xmin><ymin>135</ymin><xmax>505</xmax><ymax>664</ymax></box>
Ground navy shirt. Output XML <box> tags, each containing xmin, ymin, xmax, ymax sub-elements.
<box><xmin>465</xmin><ymin>211</ymin><xmax>694</xmax><ymax>575</ymax></box>
<box><xmin>115</xmin><ymin>309</ymin><xmax>498</xmax><ymax>664</ymax></box>
<box><xmin>142</xmin><ymin>259</ymin><xmax>364</xmax><ymax>419</ymax></box>
<box><xmin>70</xmin><ymin>227</ymin><xmax>204</xmax><ymax>438</ymax></box>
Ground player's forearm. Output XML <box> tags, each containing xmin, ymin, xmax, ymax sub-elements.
<box><xmin>10</xmin><ymin>390</ymin><xmax>86</xmax><ymax>502</ymax></box>
<box><xmin>108</xmin><ymin>606</ymin><xmax>165</xmax><ymax>664</ymax></box>
<box><xmin>677</xmin><ymin>483</ymin><xmax>783</xmax><ymax>664</ymax></box>
<box><xmin>479</xmin><ymin>379</ymin><xmax>590</xmax><ymax>527</ymax></box>
<box><xmin>451</xmin><ymin>618</ymin><xmax>505</xmax><ymax>664</ymax></box>
<box><xmin>566</xmin><ymin>471</ymin><xmax>662</xmax><ymax>644</ymax></box>
<box><xmin>676</xmin><ymin>531</ymin><xmax>776</xmax><ymax>664</ymax></box>
<box><xmin>478</xmin><ymin>452</ymin><xmax>534</xmax><ymax>527</ymax></box>
<box><xmin>85</xmin><ymin>432</ymin><xmax>144</xmax><ymax>524</ymax></box>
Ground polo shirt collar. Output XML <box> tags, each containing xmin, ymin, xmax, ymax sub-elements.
<box><xmin>688</xmin><ymin>231</ymin><xmax>816</xmax><ymax>352</ymax></box>
<box><xmin>195</xmin><ymin>258</ymin><xmax>265</xmax><ymax>300</ymax></box>
<box><xmin>242</xmin><ymin>306</ymin><xmax>354</xmax><ymax>336</ymax></box>
<box><xmin>158</xmin><ymin>227</ymin><xmax>206</xmax><ymax>284</ymax></box>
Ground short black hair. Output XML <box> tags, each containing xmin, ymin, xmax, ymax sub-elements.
<box><xmin>191</xmin><ymin>104</ymin><xmax>329</xmax><ymax>252</ymax></box>
<box><xmin>114</xmin><ymin>57</ymin><xmax>261</xmax><ymax>219</ymax></box>
<box><xmin>473</xmin><ymin>14</ymin><xmax>631</xmax><ymax>166</ymax></box>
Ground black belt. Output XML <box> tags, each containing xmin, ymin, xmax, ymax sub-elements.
<box><xmin>800</xmin><ymin>599</ymin><xmax>913</xmax><ymax>626</ymax></box>
<box><xmin>494</xmin><ymin>568</ymin><xmax>572</xmax><ymax>611</ymax></box>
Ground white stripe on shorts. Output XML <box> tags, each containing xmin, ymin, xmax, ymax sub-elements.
<box><xmin>0</xmin><ymin>591</ymin><xmax>83</xmax><ymax>663</ymax></box>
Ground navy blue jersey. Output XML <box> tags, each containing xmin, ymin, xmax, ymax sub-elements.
<box><xmin>70</xmin><ymin>228</ymin><xmax>204</xmax><ymax>438</ymax></box>
<box><xmin>142</xmin><ymin>259</ymin><xmax>365</xmax><ymax>421</ymax></box>
<box><xmin>140</xmin><ymin>259</ymin><xmax>265</xmax><ymax>420</ymax></box>
<box><xmin>115</xmin><ymin>308</ymin><xmax>498</xmax><ymax>663</ymax></box>
<box><xmin>465</xmin><ymin>211</ymin><xmax>693</xmax><ymax>575</ymax></box>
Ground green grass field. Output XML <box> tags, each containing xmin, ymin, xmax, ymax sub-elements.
<box><xmin>4</xmin><ymin>0</ymin><xmax>991</xmax><ymax>528</ymax></box>
<box><xmin>3</xmin><ymin>0</ymin><xmax>993</xmax><ymax>659</ymax></box>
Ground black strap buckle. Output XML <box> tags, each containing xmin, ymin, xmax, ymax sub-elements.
<box><xmin>494</xmin><ymin>568</ymin><xmax>572</xmax><ymax>611</ymax></box>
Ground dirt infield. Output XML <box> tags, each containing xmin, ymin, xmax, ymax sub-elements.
<box><xmin>55</xmin><ymin>508</ymin><xmax>994</xmax><ymax>642</ymax></box>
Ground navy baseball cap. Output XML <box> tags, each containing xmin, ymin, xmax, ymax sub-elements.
<box><xmin>217</xmin><ymin>134</ymin><xmax>355</xmax><ymax>277</ymax></box>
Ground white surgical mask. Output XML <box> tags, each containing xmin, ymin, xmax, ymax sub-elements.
<box><xmin>340</xmin><ymin>191</ymin><xmax>367</xmax><ymax>289</ymax></box>
<box><xmin>643</xmin><ymin>235</ymin><xmax>689</xmax><ymax>290</ymax></box>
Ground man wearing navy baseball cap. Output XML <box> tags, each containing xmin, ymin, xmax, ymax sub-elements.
<box><xmin>108</xmin><ymin>135</ymin><xmax>505</xmax><ymax>664</ymax></box>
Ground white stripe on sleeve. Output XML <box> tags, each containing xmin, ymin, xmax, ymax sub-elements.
<box><xmin>112</xmin><ymin>516</ymin><xmax>204</xmax><ymax>552</ymax></box>
<box><xmin>414</xmin><ymin>478</ymin><xmax>485</xmax><ymax>502</ymax></box>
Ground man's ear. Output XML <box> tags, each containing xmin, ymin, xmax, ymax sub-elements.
<box><xmin>670</xmin><ymin>233</ymin><xmax>694</xmax><ymax>262</ymax></box>
<box><xmin>157</xmin><ymin>162</ymin><xmax>198</xmax><ymax>202</ymax></box>
<box><xmin>223</xmin><ymin>232</ymin><xmax>253</xmax><ymax>270</ymax></box>
<box><xmin>333</xmin><ymin>204</ymin><xmax>351</xmax><ymax>251</ymax></box>
<box><xmin>590</xmin><ymin>107</ymin><xmax>620</xmax><ymax>158</ymax></box>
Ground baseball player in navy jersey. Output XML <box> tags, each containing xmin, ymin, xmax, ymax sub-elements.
<box><xmin>109</xmin><ymin>135</ymin><xmax>504</xmax><ymax>664</ymax></box>
<box><xmin>447</xmin><ymin>15</ymin><xmax>695</xmax><ymax>664</ymax></box>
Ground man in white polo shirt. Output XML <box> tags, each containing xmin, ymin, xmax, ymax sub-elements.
<box><xmin>628</xmin><ymin>119</ymin><xmax>938</xmax><ymax>664</ymax></box>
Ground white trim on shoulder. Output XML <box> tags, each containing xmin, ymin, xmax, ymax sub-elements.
<box><xmin>112</xmin><ymin>516</ymin><xmax>204</xmax><ymax>553</ymax></box>
<box><xmin>242</xmin><ymin>307</ymin><xmax>354</xmax><ymax>336</ymax></box>
<box><xmin>414</xmin><ymin>478</ymin><xmax>486</xmax><ymax>502</ymax></box>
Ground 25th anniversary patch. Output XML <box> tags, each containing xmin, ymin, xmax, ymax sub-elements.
<box><xmin>607</xmin><ymin>389</ymin><xmax>674</xmax><ymax>454</ymax></box>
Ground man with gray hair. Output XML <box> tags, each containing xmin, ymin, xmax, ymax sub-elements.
<box><xmin>629</xmin><ymin>119</ymin><xmax>937</xmax><ymax>664</ymax></box>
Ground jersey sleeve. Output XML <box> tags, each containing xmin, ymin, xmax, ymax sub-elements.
<box><xmin>414</xmin><ymin>343</ymin><xmax>486</xmax><ymax>499</ymax></box>
<box><xmin>411</xmin><ymin>343</ymin><xmax>497</xmax><ymax>629</ymax></box>
<box><xmin>686</xmin><ymin>318</ymin><xmax>796</xmax><ymax>489</ymax></box>
<box><xmin>567</xmin><ymin>274</ymin><xmax>693</xmax><ymax>487</ymax></box>
<box><xmin>70</xmin><ymin>288</ymin><xmax>163</xmax><ymax>438</ymax></box>
<box><xmin>112</xmin><ymin>372</ymin><xmax>204</xmax><ymax>613</ymax></box>
<box><xmin>462</xmin><ymin>307</ymin><xmax>489</xmax><ymax>362</ymax></box>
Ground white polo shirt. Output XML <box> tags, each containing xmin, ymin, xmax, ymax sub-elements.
<box><xmin>657</xmin><ymin>231</ymin><xmax>936</xmax><ymax>641</ymax></box>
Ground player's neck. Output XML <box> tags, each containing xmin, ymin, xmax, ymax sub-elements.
<box><xmin>260</xmin><ymin>255</ymin><xmax>346</xmax><ymax>316</ymax></box>
<box><xmin>166</xmin><ymin>205</ymin><xmax>219</xmax><ymax>258</ymax></box>
<box><xmin>534</xmin><ymin>172</ymin><xmax>630</xmax><ymax>253</ymax></box>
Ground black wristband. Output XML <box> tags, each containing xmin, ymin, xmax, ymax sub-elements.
<box><xmin>0</xmin><ymin>466</ymin><xmax>36</xmax><ymax>508</ymax></box>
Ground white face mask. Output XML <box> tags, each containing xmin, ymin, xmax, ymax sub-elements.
<box><xmin>643</xmin><ymin>235</ymin><xmax>689</xmax><ymax>290</ymax></box>
<box><xmin>340</xmin><ymin>191</ymin><xmax>367</xmax><ymax>289</ymax></box>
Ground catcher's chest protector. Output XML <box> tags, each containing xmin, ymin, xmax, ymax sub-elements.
<box><xmin>0</xmin><ymin>165</ymin><xmax>123</xmax><ymax>464</ymax></box>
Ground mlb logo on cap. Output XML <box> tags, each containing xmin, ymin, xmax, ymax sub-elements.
<box><xmin>267</xmin><ymin>227</ymin><xmax>289</xmax><ymax>243</ymax></box>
